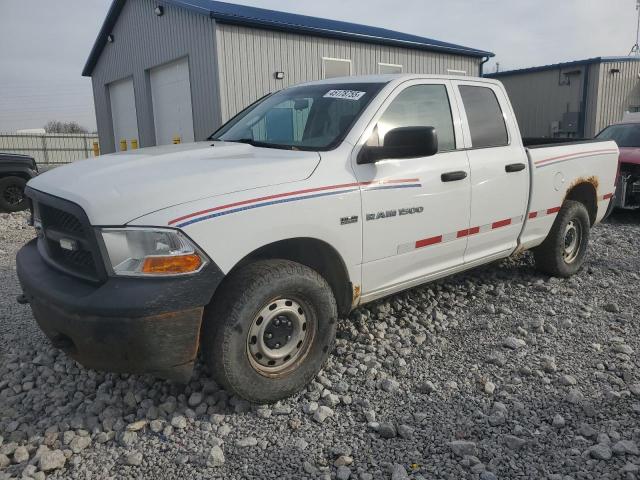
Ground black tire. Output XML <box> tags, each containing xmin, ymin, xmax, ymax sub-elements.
<box><xmin>0</xmin><ymin>176</ymin><xmax>28</xmax><ymax>212</ymax></box>
<box><xmin>202</xmin><ymin>259</ymin><xmax>338</xmax><ymax>403</ymax></box>
<box><xmin>533</xmin><ymin>200</ymin><xmax>591</xmax><ymax>278</ymax></box>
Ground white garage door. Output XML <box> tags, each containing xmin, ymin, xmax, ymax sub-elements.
<box><xmin>150</xmin><ymin>58</ymin><xmax>195</xmax><ymax>146</ymax></box>
<box><xmin>109</xmin><ymin>77</ymin><xmax>139</xmax><ymax>150</ymax></box>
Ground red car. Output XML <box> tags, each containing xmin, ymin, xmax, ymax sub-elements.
<box><xmin>597</xmin><ymin>122</ymin><xmax>640</xmax><ymax>210</ymax></box>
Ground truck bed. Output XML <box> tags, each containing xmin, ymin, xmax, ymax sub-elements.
<box><xmin>517</xmin><ymin>140</ymin><xmax>619</xmax><ymax>251</ymax></box>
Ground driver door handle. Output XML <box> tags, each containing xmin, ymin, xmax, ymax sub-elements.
<box><xmin>441</xmin><ymin>171</ymin><xmax>468</xmax><ymax>182</ymax></box>
<box><xmin>505</xmin><ymin>163</ymin><xmax>526</xmax><ymax>173</ymax></box>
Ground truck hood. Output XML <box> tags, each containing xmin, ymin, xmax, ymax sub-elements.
<box><xmin>619</xmin><ymin>147</ymin><xmax>640</xmax><ymax>166</ymax></box>
<box><xmin>28</xmin><ymin>141</ymin><xmax>321</xmax><ymax>225</ymax></box>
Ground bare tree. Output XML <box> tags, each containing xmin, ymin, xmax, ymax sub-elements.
<box><xmin>44</xmin><ymin>120</ymin><xmax>89</xmax><ymax>134</ymax></box>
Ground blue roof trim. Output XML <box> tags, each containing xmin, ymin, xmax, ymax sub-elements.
<box><xmin>83</xmin><ymin>0</ymin><xmax>494</xmax><ymax>77</ymax></box>
<box><xmin>485</xmin><ymin>56</ymin><xmax>640</xmax><ymax>78</ymax></box>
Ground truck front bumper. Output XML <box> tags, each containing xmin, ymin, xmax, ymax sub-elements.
<box><xmin>16</xmin><ymin>239</ymin><xmax>224</xmax><ymax>382</ymax></box>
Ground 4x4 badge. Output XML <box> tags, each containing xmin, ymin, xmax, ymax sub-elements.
<box><xmin>340</xmin><ymin>216</ymin><xmax>359</xmax><ymax>225</ymax></box>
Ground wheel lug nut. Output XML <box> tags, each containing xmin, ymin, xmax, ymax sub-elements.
<box><xmin>287</xmin><ymin>335</ymin><xmax>291</xmax><ymax>341</ymax></box>
<box><xmin>275</xmin><ymin>343</ymin><xmax>280</xmax><ymax>348</ymax></box>
<box><xmin>274</xmin><ymin>320</ymin><xmax>280</xmax><ymax>326</ymax></box>
<box><xmin>266</xmin><ymin>333</ymin><xmax>273</xmax><ymax>339</ymax></box>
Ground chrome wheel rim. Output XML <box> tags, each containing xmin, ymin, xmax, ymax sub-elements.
<box><xmin>247</xmin><ymin>298</ymin><xmax>315</xmax><ymax>377</ymax></box>
<box><xmin>563</xmin><ymin>220</ymin><xmax>582</xmax><ymax>264</ymax></box>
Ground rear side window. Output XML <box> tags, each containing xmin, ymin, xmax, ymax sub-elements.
<box><xmin>459</xmin><ymin>86</ymin><xmax>509</xmax><ymax>148</ymax></box>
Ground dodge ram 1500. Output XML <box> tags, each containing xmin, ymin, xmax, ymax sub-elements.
<box><xmin>17</xmin><ymin>74</ymin><xmax>618</xmax><ymax>403</ymax></box>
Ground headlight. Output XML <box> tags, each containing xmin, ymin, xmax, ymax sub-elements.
<box><xmin>98</xmin><ymin>228</ymin><xmax>209</xmax><ymax>277</ymax></box>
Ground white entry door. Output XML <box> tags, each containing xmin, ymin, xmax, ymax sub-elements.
<box><xmin>150</xmin><ymin>58</ymin><xmax>195</xmax><ymax>146</ymax></box>
<box><xmin>109</xmin><ymin>77</ymin><xmax>139</xmax><ymax>150</ymax></box>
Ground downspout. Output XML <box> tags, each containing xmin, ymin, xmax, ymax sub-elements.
<box><xmin>578</xmin><ymin>63</ymin><xmax>590</xmax><ymax>138</ymax></box>
<box><xmin>479</xmin><ymin>56</ymin><xmax>491</xmax><ymax>76</ymax></box>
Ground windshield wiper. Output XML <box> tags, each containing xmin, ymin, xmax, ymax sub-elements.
<box><xmin>218</xmin><ymin>138</ymin><xmax>296</xmax><ymax>150</ymax></box>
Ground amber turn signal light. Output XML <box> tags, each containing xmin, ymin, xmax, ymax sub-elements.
<box><xmin>141</xmin><ymin>254</ymin><xmax>202</xmax><ymax>274</ymax></box>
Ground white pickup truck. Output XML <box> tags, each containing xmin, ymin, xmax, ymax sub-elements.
<box><xmin>17</xmin><ymin>74</ymin><xmax>618</xmax><ymax>403</ymax></box>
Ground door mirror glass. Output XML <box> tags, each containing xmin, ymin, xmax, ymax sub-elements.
<box><xmin>358</xmin><ymin>126</ymin><xmax>438</xmax><ymax>164</ymax></box>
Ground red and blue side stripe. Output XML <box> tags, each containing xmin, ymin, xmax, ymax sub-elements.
<box><xmin>170</xmin><ymin>179</ymin><xmax>421</xmax><ymax>228</ymax></box>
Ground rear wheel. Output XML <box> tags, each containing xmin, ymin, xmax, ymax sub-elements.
<box><xmin>0</xmin><ymin>176</ymin><xmax>28</xmax><ymax>212</ymax></box>
<box><xmin>533</xmin><ymin>200</ymin><xmax>591</xmax><ymax>277</ymax></box>
<box><xmin>202</xmin><ymin>259</ymin><xmax>338</xmax><ymax>403</ymax></box>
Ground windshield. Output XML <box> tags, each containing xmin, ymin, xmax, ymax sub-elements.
<box><xmin>210</xmin><ymin>82</ymin><xmax>386</xmax><ymax>150</ymax></box>
<box><xmin>596</xmin><ymin>123</ymin><xmax>640</xmax><ymax>147</ymax></box>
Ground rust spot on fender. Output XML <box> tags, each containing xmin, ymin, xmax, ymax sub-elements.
<box><xmin>566</xmin><ymin>175</ymin><xmax>600</xmax><ymax>198</ymax></box>
<box><xmin>511</xmin><ymin>243</ymin><xmax>527</xmax><ymax>258</ymax></box>
<box><xmin>352</xmin><ymin>284</ymin><xmax>361</xmax><ymax>307</ymax></box>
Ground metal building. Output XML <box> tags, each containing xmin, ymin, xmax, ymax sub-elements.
<box><xmin>83</xmin><ymin>0</ymin><xmax>493</xmax><ymax>154</ymax></box>
<box><xmin>486</xmin><ymin>57</ymin><xmax>640</xmax><ymax>139</ymax></box>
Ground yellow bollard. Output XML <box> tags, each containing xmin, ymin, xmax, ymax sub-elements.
<box><xmin>120</xmin><ymin>139</ymin><xmax>128</xmax><ymax>151</ymax></box>
<box><xmin>173</xmin><ymin>135</ymin><xmax>181</xmax><ymax>145</ymax></box>
<box><xmin>92</xmin><ymin>141</ymin><xmax>100</xmax><ymax>157</ymax></box>
<box><xmin>131</xmin><ymin>139</ymin><xmax>138</xmax><ymax>150</ymax></box>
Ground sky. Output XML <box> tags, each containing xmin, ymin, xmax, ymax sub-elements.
<box><xmin>0</xmin><ymin>0</ymin><xmax>639</xmax><ymax>132</ymax></box>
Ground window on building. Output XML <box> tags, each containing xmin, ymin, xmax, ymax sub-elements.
<box><xmin>459</xmin><ymin>85</ymin><xmax>508</xmax><ymax>148</ymax></box>
<box><xmin>373</xmin><ymin>84</ymin><xmax>456</xmax><ymax>152</ymax></box>
<box><xmin>378</xmin><ymin>63</ymin><xmax>403</xmax><ymax>74</ymax></box>
<box><xmin>323</xmin><ymin>58</ymin><xmax>352</xmax><ymax>79</ymax></box>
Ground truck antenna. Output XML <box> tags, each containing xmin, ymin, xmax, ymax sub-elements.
<box><xmin>630</xmin><ymin>0</ymin><xmax>640</xmax><ymax>55</ymax></box>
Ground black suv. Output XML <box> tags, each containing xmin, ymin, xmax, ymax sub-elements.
<box><xmin>0</xmin><ymin>153</ymin><xmax>38</xmax><ymax>212</ymax></box>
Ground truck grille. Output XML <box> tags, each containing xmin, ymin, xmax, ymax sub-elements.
<box><xmin>40</xmin><ymin>204</ymin><xmax>84</xmax><ymax>235</ymax></box>
<box><xmin>32</xmin><ymin>194</ymin><xmax>105</xmax><ymax>283</ymax></box>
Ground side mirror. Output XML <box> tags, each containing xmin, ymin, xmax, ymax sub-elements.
<box><xmin>357</xmin><ymin>126</ymin><xmax>438</xmax><ymax>164</ymax></box>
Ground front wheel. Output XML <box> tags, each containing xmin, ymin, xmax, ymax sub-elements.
<box><xmin>202</xmin><ymin>259</ymin><xmax>338</xmax><ymax>403</ymax></box>
<box><xmin>0</xmin><ymin>176</ymin><xmax>28</xmax><ymax>212</ymax></box>
<box><xmin>533</xmin><ymin>200</ymin><xmax>591</xmax><ymax>277</ymax></box>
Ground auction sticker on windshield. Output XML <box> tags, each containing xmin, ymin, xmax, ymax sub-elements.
<box><xmin>324</xmin><ymin>90</ymin><xmax>366</xmax><ymax>101</ymax></box>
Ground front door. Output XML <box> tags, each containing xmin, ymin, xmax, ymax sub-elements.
<box><xmin>353</xmin><ymin>80</ymin><xmax>472</xmax><ymax>297</ymax></box>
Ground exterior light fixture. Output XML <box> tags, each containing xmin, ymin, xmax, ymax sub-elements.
<box><xmin>107</xmin><ymin>34</ymin><xmax>114</xmax><ymax>43</ymax></box>
<box><xmin>274</xmin><ymin>72</ymin><xmax>285</xmax><ymax>80</ymax></box>
<box><xmin>154</xmin><ymin>6</ymin><xmax>164</xmax><ymax>16</ymax></box>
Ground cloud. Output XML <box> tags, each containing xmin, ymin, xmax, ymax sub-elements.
<box><xmin>0</xmin><ymin>0</ymin><xmax>636</xmax><ymax>132</ymax></box>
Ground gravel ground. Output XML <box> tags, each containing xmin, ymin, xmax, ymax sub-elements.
<box><xmin>1</xmin><ymin>209</ymin><xmax>639</xmax><ymax>480</ymax></box>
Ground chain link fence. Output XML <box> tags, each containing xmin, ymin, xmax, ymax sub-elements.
<box><xmin>0</xmin><ymin>133</ymin><xmax>100</xmax><ymax>166</ymax></box>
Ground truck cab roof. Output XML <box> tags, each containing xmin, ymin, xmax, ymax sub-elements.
<box><xmin>301</xmin><ymin>73</ymin><xmax>503</xmax><ymax>87</ymax></box>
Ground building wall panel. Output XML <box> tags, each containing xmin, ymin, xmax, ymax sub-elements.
<box><xmin>584</xmin><ymin>63</ymin><xmax>601</xmax><ymax>138</ymax></box>
<box><xmin>494</xmin><ymin>68</ymin><xmax>585</xmax><ymax>138</ymax></box>
<box><xmin>593</xmin><ymin>60</ymin><xmax>640</xmax><ymax>134</ymax></box>
<box><xmin>215</xmin><ymin>24</ymin><xmax>481</xmax><ymax>121</ymax></box>
<box><xmin>91</xmin><ymin>0</ymin><xmax>221</xmax><ymax>153</ymax></box>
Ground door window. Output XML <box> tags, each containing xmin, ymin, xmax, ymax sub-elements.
<box><xmin>374</xmin><ymin>84</ymin><xmax>456</xmax><ymax>152</ymax></box>
<box><xmin>459</xmin><ymin>86</ymin><xmax>508</xmax><ymax>148</ymax></box>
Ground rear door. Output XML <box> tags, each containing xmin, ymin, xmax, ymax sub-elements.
<box><xmin>452</xmin><ymin>80</ymin><xmax>529</xmax><ymax>263</ymax></box>
<box><xmin>353</xmin><ymin>79</ymin><xmax>472</xmax><ymax>296</ymax></box>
